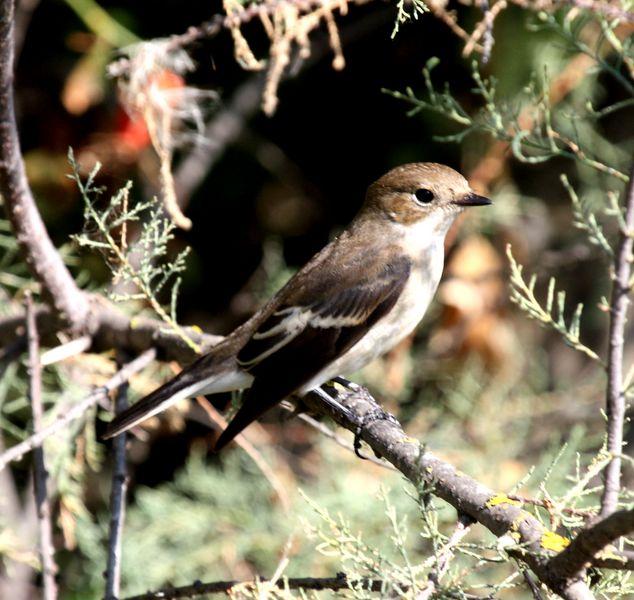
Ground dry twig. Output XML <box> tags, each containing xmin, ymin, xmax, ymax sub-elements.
<box><xmin>104</xmin><ymin>358</ymin><xmax>130</xmax><ymax>600</ymax></box>
<box><xmin>0</xmin><ymin>349</ymin><xmax>156</xmax><ymax>471</ymax></box>
<box><xmin>25</xmin><ymin>292</ymin><xmax>58</xmax><ymax>600</ymax></box>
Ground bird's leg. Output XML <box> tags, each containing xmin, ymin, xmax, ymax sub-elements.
<box><xmin>325</xmin><ymin>377</ymin><xmax>399</xmax><ymax>460</ymax></box>
<box><xmin>353</xmin><ymin>408</ymin><xmax>400</xmax><ymax>459</ymax></box>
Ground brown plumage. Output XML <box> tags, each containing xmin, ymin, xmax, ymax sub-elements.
<box><xmin>103</xmin><ymin>162</ymin><xmax>491</xmax><ymax>450</ymax></box>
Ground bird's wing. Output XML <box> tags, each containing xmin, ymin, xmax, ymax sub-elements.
<box><xmin>214</xmin><ymin>253</ymin><xmax>411</xmax><ymax>450</ymax></box>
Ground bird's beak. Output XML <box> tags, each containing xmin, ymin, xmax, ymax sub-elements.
<box><xmin>453</xmin><ymin>192</ymin><xmax>492</xmax><ymax>207</ymax></box>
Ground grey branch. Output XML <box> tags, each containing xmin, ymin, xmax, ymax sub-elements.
<box><xmin>0</xmin><ymin>349</ymin><xmax>156</xmax><ymax>471</ymax></box>
<box><xmin>104</xmin><ymin>358</ymin><xmax>130</xmax><ymax>600</ymax></box>
<box><xmin>0</xmin><ymin>297</ymin><xmax>222</xmax><ymax>366</ymax></box>
<box><xmin>122</xmin><ymin>574</ymin><xmax>387</xmax><ymax>600</ymax></box>
<box><xmin>548</xmin><ymin>509</ymin><xmax>634</xmax><ymax>581</ymax></box>
<box><xmin>0</xmin><ymin>0</ymin><xmax>90</xmax><ymax>331</ymax></box>
<box><xmin>299</xmin><ymin>386</ymin><xmax>596</xmax><ymax>600</ymax></box>
<box><xmin>25</xmin><ymin>292</ymin><xmax>58</xmax><ymax>600</ymax></box>
<box><xmin>601</xmin><ymin>159</ymin><xmax>634</xmax><ymax>517</ymax></box>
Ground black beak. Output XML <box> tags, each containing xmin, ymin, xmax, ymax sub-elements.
<box><xmin>453</xmin><ymin>192</ymin><xmax>492</xmax><ymax>207</ymax></box>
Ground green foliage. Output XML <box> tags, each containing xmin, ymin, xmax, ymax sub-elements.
<box><xmin>68</xmin><ymin>148</ymin><xmax>200</xmax><ymax>353</ymax></box>
<box><xmin>506</xmin><ymin>244</ymin><xmax>601</xmax><ymax>362</ymax></box>
<box><xmin>561</xmin><ymin>174</ymin><xmax>613</xmax><ymax>257</ymax></box>
<box><xmin>386</xmin><ymin>9</ymin><xmax>632</xmax><ymax>182</ymax></box>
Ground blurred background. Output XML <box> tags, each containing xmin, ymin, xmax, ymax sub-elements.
<box><xmin>1</xmin><ymin>0</ymin><xmax>632</xmax><ymax>598</ymax></box>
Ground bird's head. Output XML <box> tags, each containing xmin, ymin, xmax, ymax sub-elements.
<box><xmin>363</xmin><ymin>163</ymin><xmax>491</xmax><ymax>227</ymax></box>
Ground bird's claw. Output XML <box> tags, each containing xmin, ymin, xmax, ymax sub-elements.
<box><xmin>353</xmin><ymin>407</ymin><xmax>399</xmax><ymax>459</ymax></box>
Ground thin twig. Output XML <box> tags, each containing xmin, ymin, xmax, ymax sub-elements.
<box><xmin>418</xmin><ymin>514</ymin><xmax>474</xmax><ymax>599</ymax></box>
<box><xmin>122</xmin><ymin>574</ymin><xmax>385</xmax><ymax>600</ymax></box>
<box><xmin>521</xmin><ymin>567</ymin><xmax>546</xmax><ymax>600</ymax></box>
<box><xmin>104</xmin><ymin>356</ymin><xmax>130</xmax><ymax>600</ymax></box>
<box><xmin>25</xmin><ymin>292</ymin><xmax>58</xmax><ymax>600</ymax></box>
<box><xmin>40</xmin><ymin>335</ymin><xmax>92</xmax><ymax>366</ymax></box>
<box><xmin>0</xmin><ymin>348</ymin><xmax>156</xmax><ymax>472</ymax></box>
<box><xmin>601</xmin><ymin>159</ymin><xmax>634</xmax><ymax>517</ymax></box>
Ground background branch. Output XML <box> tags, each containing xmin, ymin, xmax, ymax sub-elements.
<box><xmin>0</xmin><ymin>0</ymin><xmax>90</xmax><ymax>331</ymax></box>
<box><xmin>123</xmin><ymin>574</ymin><xmax>386</xmax><ymax>600</ymax></box>
<box><xmin>104</xmin><ymin>357</ymin><xmax>130</xmax><ymax>600</ymax></box>
<box><xmin>0</xmin><ymin>297</ymin><xmax>222</xmax><ymax>364</ymax></box>
<box><xmin>25</xmin><ymin>292</ymin><xmax>57</xmax><ymax>600</ymax></box>
<box><xmin>600</xmin><ymin>159</ymin><xmax>634</xmax><ymax>517</ymax></box>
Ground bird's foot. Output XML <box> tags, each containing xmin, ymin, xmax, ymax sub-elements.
<box><xmin>353</xmin><ymin>408</ymin><xmax>399</xmax><ymax>460</ymax></box>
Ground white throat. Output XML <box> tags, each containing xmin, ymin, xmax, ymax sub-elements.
<box><xmin>397</xmin><ymin>209</ymin><xmax>457</xmax><ymax>258</ymax></box>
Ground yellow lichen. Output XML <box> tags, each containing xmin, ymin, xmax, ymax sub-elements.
<box><xmin>541</xmin><ymin>531</ymin><xmax>570</xmax><ymax>552</ymax></box>
<box><xmin>486</xmin><ymin>494</ymin><xmax>522</xmax><ymax>508</ymax></box>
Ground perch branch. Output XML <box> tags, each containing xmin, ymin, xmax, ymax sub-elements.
<box><xmin>25</xmin><ymin>292</ymin><xmax>58</xmax><ymax>600</ymax></box>
<box><xmin>600</xmin><ymin>159</ymin><xmax>634</xmax><ymax>517</ymax></box>
<box><xmin>104</xmin><ymin>358</ymin><xmax>130</xmax><ymax>600</ymax></box>
<box><xmin>0</xmin><ymin>0</ymin><xmax>90</xmax><ymax>331</ymax></box>
<box><xmin>0</xmin><ymin>348</ymin><xmax>156</xmax><ymax>471</ymax></box>
<box><xmin>299</xmin><ymin>386</ymin><xmax>597</xmax><ymax>599</ymax></box>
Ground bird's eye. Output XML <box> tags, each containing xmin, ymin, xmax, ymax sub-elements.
<box><xmin>413</xmin><ymin>188</ymin><xmax>434</xmax><ymax>204</ymax></box>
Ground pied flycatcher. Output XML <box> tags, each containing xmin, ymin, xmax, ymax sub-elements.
<box><xmin>104</xmin><ymin>163</ymin><xmax>491</xmax><ymax>450</ymax></box>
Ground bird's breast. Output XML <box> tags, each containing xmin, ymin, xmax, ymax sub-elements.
<box><xmin>298</xmin><ymin>241</ymin><xmax>445</xmax><ymax>392</ymax></box>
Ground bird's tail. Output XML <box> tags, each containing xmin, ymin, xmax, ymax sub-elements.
<box><xmin>213</xmin><ymin>379</ymin><xmax>290</xmax><ymax>452</ymax></box>
<box><xmin>102</xmin><ymin>369</ymin><xmax>212</xmax><ymax>439</ymax></box>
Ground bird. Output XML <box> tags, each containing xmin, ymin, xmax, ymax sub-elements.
<box><xmin>103</xmin><ymin>162</ymin><xmax>491</xmax><ymax>451</ymax></box>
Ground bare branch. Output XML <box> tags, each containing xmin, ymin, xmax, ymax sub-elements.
<box><xmin>548</xmin><ymin>509</ymin><xmax>634</xmax><ymax>581</ymax></box>
<box><xmin>122</xmin><ymin>574</ymin><xmax>386</xmax><ymax>600</ymax></box>
<box><xmin>25</xmin><ymin>292</ymin><xmax>58</xmax><ymax>600</ymax></box>
<box><xmin>0</xmin><ymin>348</ymin><xmax>156</xmax><ymax>471</ymax></box>
<box><xmin>0</xmin><ymin>296</ymin><xmax>223</xmax><ymax>365</ymax></box>
<box><xmin>601</xmin><ymin>159</ymin><xmax>634</xmax><ymax>517</ymax></box>
<box><xmin>104</xmin><ymin>357</ymin><xmax>130</xmax><ymax>600</ymax></box>
<box><xmin>0</xmin><ymin>0</ymin><xmax>90</xmax><ymax>331</ymax></box>
<box><xmin>299</xmin><ymin>386</ymin><xmax>596</xmax><ymax>600</ymax></box>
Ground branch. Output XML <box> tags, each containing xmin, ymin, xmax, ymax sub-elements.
<box><xmin>0</xmin><ymin>295</ymin><xmax>223</xmax><ymax>365</ymax></box>
<box><xmin>123</xmin><ymin>574</ymin><xmax>386</xmax><ymax>600</ymax></box>
<box><xmin>548</xmin><ymin>509</ymin><xmax>634</xmax><ymax>580</ymax></box>
<box><xmin>25</xmin><ymin>292</ymin><xmax>58</xmax><ymax>600</ymax></box>
<box><xmin>0</xmin><ymin>0</ymin><xmax>90</xmax><ymax>331</ymax></box>
<box><xmin>600</xmin><ymin>159</ymin><xmax>634</xmax><ymax>517</ymax></box>
<box><xmin>0</xmin><ymin>348</ymin><xmax>156</xmax><ymax>471</ymax></box>
<box><xmin>299</xmin><ymin>386</ymin><xmax>596</xmax><ymax>600</ymax></box>
<box><xmin>104</xmin><ymin>357</ymin><xmax>130</xmax><ymax>600</ymax></box>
